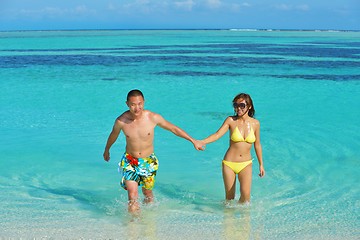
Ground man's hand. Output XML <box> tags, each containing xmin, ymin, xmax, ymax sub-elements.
<box><xmin>193</xmin><ymin>140</ymin><xmax>206</xmax><ymax>151</ymax></box>
<box><xmin>103</xmin><ymin>150</ymin><xmax>110</xmax><ymax>162</ymax></box>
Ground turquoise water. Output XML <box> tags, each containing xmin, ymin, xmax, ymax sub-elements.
<box><xmin>0</xmin><ymin>30</ymin><xmax>359</xmax><ymax>239</ymax></box>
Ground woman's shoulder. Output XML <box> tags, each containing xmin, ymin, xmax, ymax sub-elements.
<box><xmin>251</xmin><ymin>117</ymin><xmax>260</xmax><ymax>123</ymax></box>
<box><xmin>227</xmin><ymin>115</ymin><xmax>237</xmax><ymax>121</ymax></box>
<box><xmin>249</xmin><ymin>118</ymin><xmax>260</xmax><ymax>127</ymax></box>
<box><xmin>225</xmin><ymin>116</ymin><xmax>237</xmax><ymax>123</ymax></box>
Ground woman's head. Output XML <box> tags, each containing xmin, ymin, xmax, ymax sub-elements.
<box><xmin>232</xmin><ymin>93</ymin><xmax>255</xmax><ymax>118</ymax></box>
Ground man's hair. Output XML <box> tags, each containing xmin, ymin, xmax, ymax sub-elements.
<box><xmin>127</xmin><ymin>89</ymin><xmax>144</xmax><ymax>101</ymax></box>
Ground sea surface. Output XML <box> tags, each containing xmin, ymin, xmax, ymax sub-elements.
<box><xmin>0</xmin><ymin>29</ymin><xmax>359</xmax><ymax>239</ymax></box>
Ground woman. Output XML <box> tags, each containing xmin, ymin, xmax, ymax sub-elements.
<box><xmin>202</xmin><ymin>93</ymin><xmax>265</xmax><ymax>203</ymax></box>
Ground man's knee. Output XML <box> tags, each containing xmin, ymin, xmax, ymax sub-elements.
<box><xmin>126</xmin><ymin>181</ymin><xmax>139</xmax><ymax>199</ymax></box>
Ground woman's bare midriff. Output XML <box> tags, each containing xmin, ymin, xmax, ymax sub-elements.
<box><xmin>223</xmin><ymin>143</ymin><xmax>252</xmax><ymax>162</ymax></box>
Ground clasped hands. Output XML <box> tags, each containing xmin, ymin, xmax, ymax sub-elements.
<box><xmin>194</xmin><ymin>140</ymin><xmax>206</xmax><ymax>151</ymax></box>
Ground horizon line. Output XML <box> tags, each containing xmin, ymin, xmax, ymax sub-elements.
<box><xmin>1</xmin><ymin>27</ymin><xmax>359</xmax><ymax>33</ymax></box>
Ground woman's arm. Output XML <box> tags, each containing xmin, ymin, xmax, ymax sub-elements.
<box><xmin>202</xmin><ymin>117</ymin><xmax>231</xmax><ymax>144</ymax></box>
<box><xmin>253</xmin><ymin>120</ymin><xmax>265</xmax><ymax>177</ymax></box>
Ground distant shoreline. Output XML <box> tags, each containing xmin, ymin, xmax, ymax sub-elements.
<box><xmin>0</xmin><ymin>28</ymin><xmax>359</xmax><ymax>33</ymax></box>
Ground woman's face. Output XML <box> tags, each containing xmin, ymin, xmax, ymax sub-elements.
<box><xmin>233</xmin><ymin>98</ymin><xmax>249</xmax><ymax>117</ymax></box>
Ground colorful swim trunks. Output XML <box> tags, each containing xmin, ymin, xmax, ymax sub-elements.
<box><xmin>119</xmin><ymin>152</ymin><xmax>159</xmax><ymax>190</ymax></box>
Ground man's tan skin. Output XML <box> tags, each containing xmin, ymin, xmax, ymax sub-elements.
<box><xmin>103</xmin><ymin>90</ymin><xmax>204</xmax><ymax>213</ymax></box>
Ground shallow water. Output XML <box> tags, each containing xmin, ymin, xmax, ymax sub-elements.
<box><xmin>0</xmin><ymin>29</ymin><xmax>359</xmax><ymax>239</ymax></box>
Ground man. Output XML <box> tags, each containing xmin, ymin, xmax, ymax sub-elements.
<box><xmin>103</xmin><ymin>89</ymin><xmax>204</xmax><ymax>213</ymax></box>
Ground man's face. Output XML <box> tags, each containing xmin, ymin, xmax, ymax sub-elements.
<box><xmin>126</xmin><ymin>95</ymin><xmax>144</xmax><ymax>116</ymax></box>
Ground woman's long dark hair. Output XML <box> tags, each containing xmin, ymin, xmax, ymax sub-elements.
<box><xmin>233</xmin><ymin>93</ymin><xmax>255</xmax><ymax>118</ymax></box>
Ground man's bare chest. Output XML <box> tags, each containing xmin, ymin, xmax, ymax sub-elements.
<box><xmin>122</xmin><ymin>122</ymin><xmax>155</xmax><ymax>140</ymax></box>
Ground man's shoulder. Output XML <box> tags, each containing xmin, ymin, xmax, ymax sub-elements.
<box><xmin>116</xmin><ymin>111</ymin><xmax>130</xmax><ymax>123</ymax></box>
<box><xmin>118</xmin><ymin>110</ymin><xmax>130</xmax><ymax>118</ymax></box>
<box><xmin>144</xmin><ymin>109</ymin><xmax>157</xmax><ymax>115</ymax></box>
<box><xmin>144</xmin><ymin>110</ymin><xmax>163</xmax><ymax>123</ymax></box>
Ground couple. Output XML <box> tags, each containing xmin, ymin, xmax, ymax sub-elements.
<box><xmin>103</xmin><ymin>89</ymin><xmax>265</xmax><ymax>213</ymax></box>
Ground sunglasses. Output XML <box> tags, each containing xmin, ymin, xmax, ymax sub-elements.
<box><xmin>233</xmin><ymin>102</ymin><xmax>247</xmax><ymax>109</ymax></box>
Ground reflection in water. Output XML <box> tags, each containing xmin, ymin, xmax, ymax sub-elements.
<box><xmin>223</xmin><ymin>203</ymin><xmax>251</xmax><ymax>240</ymax></box>
<box><xmin>124</xmin><ymin>204</ymin><xmax>159</xmax><ymax>240</ymax></box>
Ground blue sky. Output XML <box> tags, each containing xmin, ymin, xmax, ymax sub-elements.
<box><xmin>0</xmin><ymin>0</ymin><xmax>359</xmax><ymax>31</ymax></box>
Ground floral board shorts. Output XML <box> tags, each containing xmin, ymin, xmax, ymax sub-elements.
<box><xmin>119</xmin><ymin>152</ymin><xmax>159</xmax><ymax>190</ymax></box>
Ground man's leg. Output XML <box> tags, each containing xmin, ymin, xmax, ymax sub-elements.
<box><xmin>142</xmin><ymin>187</ymin><xmax>154</xmax><ymax>204</ymax></box>
<box><xmin>141</xmin><ymin>174</ymin><xmax>156</xmax><ymax>204</ymax></box>
<box><xmin>125</xmin><ymin>180</ymin><xmax>140</xmax><ymax>213</ymax></box>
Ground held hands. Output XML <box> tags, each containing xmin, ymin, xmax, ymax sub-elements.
<box><xmin>193</xmin><ymin>140</ymin><xmax>206</xmax><ymax>151</ymax></box>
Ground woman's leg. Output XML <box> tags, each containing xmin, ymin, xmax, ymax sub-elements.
<box><xmin>222</xmin><ymin>162</ymin><xmax>236</xmax><ymax>200</ymax></box>
<box><xmin>238</xmin><ymin>163</ymin><xmax>252</xmax><ymax>203</ymax></box>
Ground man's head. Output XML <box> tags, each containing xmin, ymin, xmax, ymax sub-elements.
<box><xmin>126</xmin><ymin>89</ymin><xmax>145</xmax><ymax>117</ymax></box>
<box><xmin>127</xmin><ymin>89</ymin><xmax>144</xmax><ymax>101</ymax></box>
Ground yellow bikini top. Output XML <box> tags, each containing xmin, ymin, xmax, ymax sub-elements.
<box><xmin>231</xmin><ymin>126</ymin><xmax>256</xmax><ymax>143</ymax></box>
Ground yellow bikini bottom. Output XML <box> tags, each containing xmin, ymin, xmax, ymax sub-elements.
<box><xmin>222</xmin><ymin>159</ymin><xmax>253</xmax><ymax>174</ymax></box>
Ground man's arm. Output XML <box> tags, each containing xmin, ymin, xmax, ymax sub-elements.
<box><xmin>103</xmin><ymin>119</ymin><xmax>122</xmax><ymax>161</ymax></box>
<box><xmin>153</xmin><ymin>113</ymin><xmax>204</xmax><ymax>150</ymax></box>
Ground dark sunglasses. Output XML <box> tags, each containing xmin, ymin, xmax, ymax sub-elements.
<box><xmin>233</xmin><ymin>102</ymin><xmax>247</xmax><ymax>109</ymax></box>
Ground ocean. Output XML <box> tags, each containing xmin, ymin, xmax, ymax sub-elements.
<box><xmin>0</xmin><ymin>29</ymin><xmax>359</xmax><ymax>239</ymax></box>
